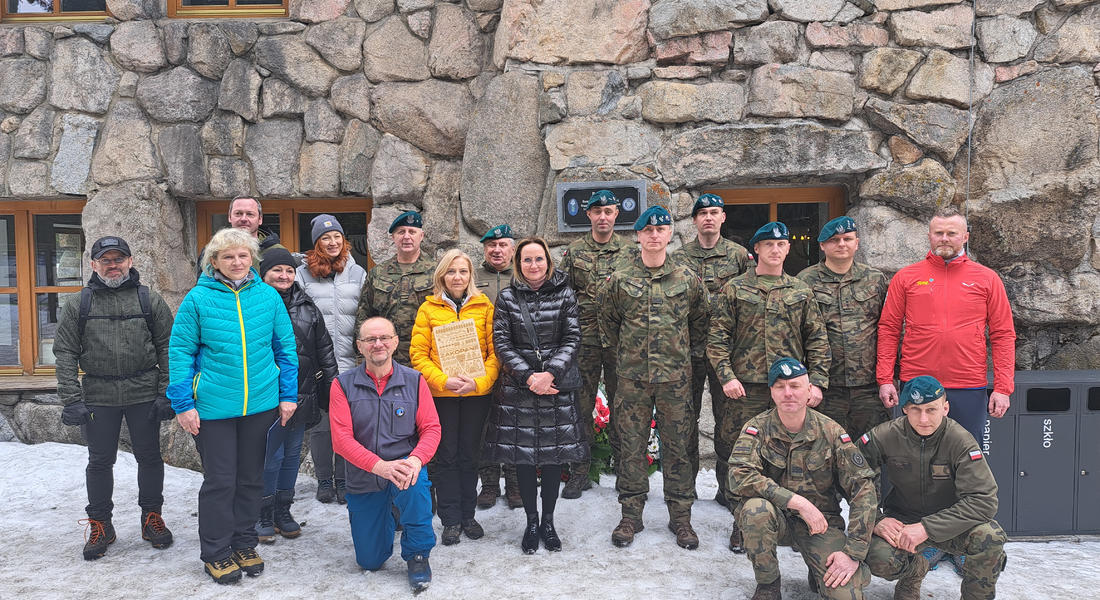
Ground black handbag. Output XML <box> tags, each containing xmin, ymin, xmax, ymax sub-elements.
<box><xmin>516</xmin><ymin>293</ymin><xmax>582</xmax><ymax>392</ymax></box>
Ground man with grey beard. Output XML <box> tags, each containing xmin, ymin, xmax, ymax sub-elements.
<box><xmin>54</xmin><ymin>236</ymin><xmax>177</xmax><ymax>561</ymax></box>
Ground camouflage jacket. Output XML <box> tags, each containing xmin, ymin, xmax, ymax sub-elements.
<box><xmin>477</xmin><ymin>261</ymin><xmax>512</xmax><ymax>305</ymax></box>
<box><xmin>600</xmin><ymin>254</ymin><xmax>708</xmax><ymax>384</ymax></box>
<box><xmin>559</xmin><ymin>232</ymin><xmax>635</xmax><ymax>347</ymax></box>
<box><xmin>672</xmin><ymin>236</ymin><xmax>754</xmax><ymax>297</ymax></box>
<box><xmin>797</xmin><ymin>261</ymin><xmax>889</xmax><ymax>387</ymax></box>
<box><xmin>860</xmin><ymin>416</ymin><xmax>999</xmax><ymax>543</ymax></box>
<box><xmin>355</xmin><ymin>253</ymin><xmax>436</xmax><ymax>364</ymax></box>
<box><xmin>707</xmin><ymin>270</ymin><xmax>831</xmax><ymax>387</ymax></box>
<box><xmin>730</xmin><ymin>408</ymin><xmax>878</xmax><ymax>560</ymax></box>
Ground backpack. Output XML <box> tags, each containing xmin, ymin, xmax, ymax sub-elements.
<box><xmin>77</xmin><ymin>285</ymin><xmax>156</xmax><ymax>340</ymax></box>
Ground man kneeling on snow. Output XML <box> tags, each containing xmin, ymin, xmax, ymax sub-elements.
<box><xmin>330</xmin><ymin>317</ymin><xmax>441</xmax><ymax>591</ymax></box>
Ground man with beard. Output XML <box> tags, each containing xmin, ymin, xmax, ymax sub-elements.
<box><xmin>54</xmin><ymin>236</ymin><xmax>177</xmax><ymax>560</ymax></box>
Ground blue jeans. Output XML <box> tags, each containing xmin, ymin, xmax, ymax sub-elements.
<box><xmin>263</xmin><ymin>420</ymin><xmax>306</xmax><ymax>496</ymax></box>
<box><xmin>346</xmin><ymin>467</ymin><xmax>435</xmax><ymax>570</ymax></box>
<box><xmin>945</xmin><ymin>388</ymin><xmax>989</xmax><ymax>445</ymax></box>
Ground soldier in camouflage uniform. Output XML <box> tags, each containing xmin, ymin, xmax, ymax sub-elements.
<box><xmin>473</xmin><ymin>224</ymin><xmax>523</xmax><ymax>510</ymax></box>
<box><xmin>731</xmin><ymin>358</ymin><xmax>877</xmax><ymax>600</ymax></box>
<box><xmin>671</xmin><ymin>193</ymin><xmax>753</xmax><ymax>508</ymax></box>
<box><xmin>797</xmin><ymin>216</ymin><xmax>889</xmax><ymax>443</ymax></box>
<box><xmin>861</xmin><ymin>376</ymin><xmax>1007</xmax><ymax>600</ymax></box>
<box><xmin>600</xmin><ymin>205</ymin><xmax>709</xmax><ymax>550</ymax></box>
<box><xmin>355</xmin><ymin>211</ymin><xmax>436</xmax><ymax>366</ymax></box>
<box><xmin>559</xmin><ymin>189</ymin><xmax>635</xmax><ymax>499</ymax></box>
<box><xmin>707</xmin><ymin>221</ymin><xmax>831</xmax><ymax>553</ymax></box>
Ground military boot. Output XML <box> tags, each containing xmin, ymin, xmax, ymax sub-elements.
<box><xmin>334</xmin><ymin>478</ymin><xmax>347</xmax><ymax>504</ymax></box>
<box><xmin>668</xmin><ymin>519</ymin><xmax>699</xmax><ymax>550</ymax></box>
<box><xmin>611</xmin><ymin>517</ymin><xmax>644</xmax><ymax>547</ymax></box>
<box><xmin>751</xmin><ymin>578</ymin><xmax>782</xmax><ymax>600</ymax></box>
<box><xmin>315</xmin><ymin>478</ymin><xmax>335</xmax><ymax>504</ymax></box>
<box><xmin>81</xmin><ymin>518</ymin><xmax>116</xmax><ymax>560</ymax></box>
<box><xmin>503</xmin><ymin>466</ymin><xmax>523</xmax><ymax>509</ymax></box>
<box><xmin>257</xmin><ymin>495</ymin><xmax>276</xmax><ymax>544</ymax></box>
<box><xmin>894</xmin><ymin>554</ymin><xmax>930</xmax><ymax>600</ymax></box>
<box><xmin>561</xmin><ymin>463</ymin><xmax>591</xmax><ymax>499</ymax></box>
<box><xmin>729</xmin><ymin>521</ymin><xmax>745</xmax><ymax>553</ymax></box>
<box><xmin>476</xmin><ymin>466</ymin><xmax>501</xmax><ymax>509</ymax></box>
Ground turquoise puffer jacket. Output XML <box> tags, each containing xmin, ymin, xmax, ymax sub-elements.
<box><xmin>168</xmin><ymin>268</ymin><xmax>298</xmax><ymax>420</ymax></box>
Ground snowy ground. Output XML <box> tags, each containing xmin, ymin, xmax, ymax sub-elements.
<box><xmin>3</xmin><ymin>441</ymin><xmax>1097</xmax><ymax>600</ymax></box>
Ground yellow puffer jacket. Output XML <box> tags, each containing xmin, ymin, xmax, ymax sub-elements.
<box><xmin>410</xmin><ymin>292</ymin><xmax>499</xmax><ymax>397</ymax></box>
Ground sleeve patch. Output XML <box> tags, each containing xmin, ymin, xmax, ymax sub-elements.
<box><xmin>840</xmin><ymin>433</ymin><xmax>851</xmax><ymax>444</ymax></box>
<box><xmin>745</xmin><ymin>426</ymin><xmax>759</xmax><ymax>436</ymax></box>
<box><xmin>860</xmin><ymin>433</ymin><xmax>870</xmax><ymax>445</ymax></box>
<box><xmin>969</xmin><ymin>450</ymin><xmax>984</xmax><ymax>461</ymax></box>
<box><xmin>850</xmin><ymin>451</ymin><xmax>866</xmax><ymax>467</ymax></box>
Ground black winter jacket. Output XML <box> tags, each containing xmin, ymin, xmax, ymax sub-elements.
<box><xmin>483</xmin><ymin>269</ymin><xmax>589</xmax><ymax>466</ymax></box>
<box><xmin>282</xmin><ymin>282</ymin><xmax>339</xmax><ymax>429</ymax></box>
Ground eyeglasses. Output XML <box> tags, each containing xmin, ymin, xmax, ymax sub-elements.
<box><xmin>95</xmin><ymin>256</ymin><xmax>129</xmax><ymax>266</ymax></box>
<box><xmin>357</xmin><ymin>335</ymin><xmax>396</xmax><ymax>345</ymax></box>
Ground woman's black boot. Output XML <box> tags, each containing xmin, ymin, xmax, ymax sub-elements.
<box><xmin>521</xmin><ymin>513</ymin><xmax>540</xmax><ymax>554</ymax></box>
<box><xmin>540</xmin><ymin>513</ymin><xmax>561</xmax><ymax>552</ymax></box>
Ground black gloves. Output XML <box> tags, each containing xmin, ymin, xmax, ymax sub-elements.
<box><xmin>61</xmin><ymin>402</ymin><xmax>93</xmax><ymax>426</ymax></box>
<box><xmin>152</xmin><ymin>395</ymin><xmax>176</xmax><ymax>422</ymax></box>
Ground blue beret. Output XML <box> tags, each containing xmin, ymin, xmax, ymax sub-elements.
<box><xmin>768</xmin><ymin>357</ymin><xmax>808</xmax><ymax>386</ymax></box>
<box><xmin>388</xmin><ymin>211</ymin><xmax>423</xmax><ymax>234</ymax></box>
<box><xmin>586</xmin><ymin>189</ymin><xmax>620</xmax><ymax>210</ymax></box>
<box><xmin>899</xmin><ymin>375</ymin><xmax>947</xmax><ymax>407</ymax></box>
<box><xmin>692</xmin><ymin>193</ymin><xmax>725</xmax><ymax>216</ymax></box>
<box><xmin>749</xmin><ymin>221</ymin><xmax>790</xmax><ymax>247</ymax></box>
<box><xmin>818</xmin><ymin>216</ymin><xmax>858</xmax><ymax>243</ymax></box>
<box><xmin>480</xmin><ymin>224</ymin><xmax>515</xmax><ymax>243</ymax></box>
<box><xmin>633</xmin><ymin>205</ymin><xmax>672</xmax><ymax>231</ymax></box>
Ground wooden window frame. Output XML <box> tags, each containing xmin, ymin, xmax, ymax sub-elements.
<box><xmin>0</xmin><ymin>1</ymin><xmax>109</xmax><ymax>23</ymax></box>
<box><xmin>0</xmin><ymin>199</ymin><xmax>86</xmax><ymax>376</ymax></box>
<box><xmin>167</xmin><ymin>0</ymin><xmax>287</xmax><ymax>18</ymax></box>
<box><xmin>708</xmin><ymin>186</ymin><xmax>846</xmax><ymax>222</ymax></box>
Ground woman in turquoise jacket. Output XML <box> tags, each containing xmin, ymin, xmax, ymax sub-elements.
<box><xmin>168</xmin><ymin>227</ymin><xmax>298</xmax><ymax>584</ymax></box>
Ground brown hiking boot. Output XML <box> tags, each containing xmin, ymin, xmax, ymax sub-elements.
<box><xmin>751</xmin><ymin>578</ymin><xmax>782</xmax><ymax>600</ymax></box>
<box><xmin>504</xmin><ymin>466</ymin><xmax>523</xmax><ymax>509</ymax></box>
<box><xmin>667</xmin><ymin>520</ymin><xmax>699</xmax><ymax>550</ymax></box>
<box><xmin>729</xmin><ymin>521</ymin><xmax>745</xmax><ymax>553</ymax></box>
<box><xmin>476</xmin><ymin>478</ymin><xmax>500</xmax><ymax>510</ymax></box>
<box><xmin>562</xmin><ymin>463</ymin><xmax>592</xmax><ymax>499</ymax></box>
<box><xmin>611</xmin><ymin>517</ymin><xmax>644</xmax><ymax>547</ymax></box>
<box><xmin>894</xmin><ymin>553</ymin><xmax>930</xmax><ymax>600</ymax></box>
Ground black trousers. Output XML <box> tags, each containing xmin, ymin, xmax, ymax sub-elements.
<box><xmin>82</xmin><ymin>401</ymin><xmax>164</xmax><ymax>521</ymax></box>
<box><xmin>433</xmin><ymin>394</ymin><xmax>490</xmax><ymax>526</ymax></box>
<box><xmin>192</xmin><ymin>409</ymin><xmax>276</xmax><ymax>562</ymax></box>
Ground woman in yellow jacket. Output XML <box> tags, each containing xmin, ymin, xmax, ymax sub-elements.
<box><xmin>410</xmin><ymin>249</ymin><xmax>499</xmax><ymax>546</ymax></box>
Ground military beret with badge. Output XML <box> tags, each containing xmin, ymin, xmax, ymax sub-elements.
<box><xmin>479</xmin><ymin>224</ymin><xmax>515</xmax><ymax>243</ymax></box>
<box><xmin>899</xmin><ymin>375</ymin><xmax>947</xmax><ymax>407</ymax></box>
<box><xmin>586</xmin><ymin>189</ymin><xmax>620</xmax><ymax>210</ymax></box>
<box><xmin>692</xmin><ymin>193</ymin><xmax>725</xmax><ymax>216</ymax></box>
<box><xmin>768</xmin><ymin>356</ymin><xmax>808</xmax><ymax>386</ymax></box>
<box><xmin>389</xmin><ymin>210</ymin><xmax>423</xmax><ymax>234</ymax></box>
<box><xmin>748</xmin><ymin>221</ymin><xmax>790</xmax><ymax>247</ymax></box>
<box><xmin>817</xmin><ymin>216</ymin><xmax>858</xmax><ymax>243</ymax></box>
<box><xmin>633</xmin><ymin>205</ymin><xmax>672</xmax><ymax>231</ymax></box>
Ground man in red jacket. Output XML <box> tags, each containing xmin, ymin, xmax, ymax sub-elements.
<box><xmin>876</xmin><ymin>207</ymin><xmax>1015</xmax><ymax>447</ymax></box>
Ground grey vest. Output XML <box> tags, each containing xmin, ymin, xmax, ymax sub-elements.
<box><xmin>336</xmin><ymin>362</ymin><xmax>422</xmax><ymax>494</ymax></box>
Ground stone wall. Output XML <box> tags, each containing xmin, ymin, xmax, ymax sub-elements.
<box><xmin>2</xmin><ymin>0</ymin><xmax>1100</xmax><ymax>461</ymax></box>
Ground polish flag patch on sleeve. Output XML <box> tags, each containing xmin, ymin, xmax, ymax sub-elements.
<box><xmin>840</xmin><ymin>433</ymin><xmax>851</xmax><ymax>444</ymax></box>
<box><xmin>745</xmin><ymin>426</ymin><xmax>759</xmax><ymax>436</ymax></box>
<box><xmin>969</xmin><ymin>450</ymin><xmax>984</xmax><ymax>461</ymax></box>
<box><xmin>860</xmin><ymin>433</ymin><xmax>870</xmax><ymax>445</ymax></box>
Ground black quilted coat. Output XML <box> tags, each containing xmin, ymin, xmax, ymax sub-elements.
<box><xmin>283</xmin><ymin>282</ymin><xmax>340</xmax><ymax>429</ymax></box>
<box><xmin>483</xmin><ymin>269</ymin><xmax>590</xmax><ymax>466</ymax></box>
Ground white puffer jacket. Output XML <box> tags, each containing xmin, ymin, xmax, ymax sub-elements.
<box><xmin>296</xmin><ymin>261</ymin><xmax>367</xmax><ymax>371</ymax></box>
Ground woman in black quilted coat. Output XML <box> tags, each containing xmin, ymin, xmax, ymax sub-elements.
<box><xmin>483</xmin><ymin>237</ymin><xmax>589</xmax><ymax>554</ymax></box>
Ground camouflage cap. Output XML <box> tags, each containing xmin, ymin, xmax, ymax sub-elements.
<box><xmin>633</xmin><ymin>205</ymin><xmax>672</xmax><ymax>231</ymax></box>
<box><xmin>586</xmin><ymin>189</ymin><xmax>620</xmax><ymax>210</ymax></box>
<box><xmin>817</xmin><ymin>216</ymin><xmax>858</xmax><ymax>243</ymax></box>
<box><xmin>749</xmin><ymin>221</ymin><xmax>790</xmax><ymax>247</ymax></box>
<box><xmin>768</xmin><ymin>357</ymin><xmax>808</xmax><ymax>386</ymax></box>
<box><xmin>479</xmin><ymin>224</ymin><xmax>515</xmax><ymax>243</ymax></box>
<box><xmin>389</xmin><ymin>210</ymin><xmax>423</xmax><ymax>234</ymax></box>
<box><xmin>692</xmin><ymin>193</ymin><xmax>725</xmax><ymax>216</ymax></box>
<box><xmin>899</xmin><ymin>375</ymin><xmax>947</xmax><ymax>407</ymax></box>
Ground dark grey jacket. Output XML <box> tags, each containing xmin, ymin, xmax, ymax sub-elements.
<box><xmin>54</xmin><ymin>269</ymin><xmax>174</xmax><ymax>407</ymax></box>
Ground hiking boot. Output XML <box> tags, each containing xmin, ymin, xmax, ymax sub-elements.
<box><xmin>751</xmin><ymin>578</ymin><xmax>782</xmax><ymax>600</ymax></box>
<box><xmin>204</xmin><ymin>556</ymin><xmax>242</xmax><ymax>584</ymax></box>
<box><xmin>477</xmin><ymin>466</ymin><xmax>501</xmax><ymax>509</ymax></box>
<box><xmin>562</xmin><ymin>463</ymin><xmax>591</xmax><ymax>499</ymax></box>
<box><xmin>441</xmin><ymin>524</ymin><xmax>461</xmax><ymax>546</ymax></box>
<box><xmin>274</xmin><ymin>490</ymin><xmax>301</xmax><ymax>539</ymax></box>
<box><xmin>407</xmin><ymin>553</ymin><xmax>432</xmax><ymax>592</ymax></box>
<box><xmin>611</xmin><ymin>517</ymin><xmax>643</xmax><ymax>548</ymax></box>
<box><xmin>504</xmin><ymin>467</ymin><xmax>523</xmax><ymax>509</ymax></box>
<box><xmin>257</xmin><ymin>495</ymin><xmax>276</xmax><ymax>544</ymax></box>
<box><xmin>461</xmin><ymin>518</ymin><xmax>484</xmax><ymax>540</ymax></box>
<box><xmin>334</xmin><ymin>478</ymin><xmax>347</xmax><ymax>504</ymax></box>
<box><xmin>316</xmin><ymin>478</ymin><xmax>335</xmax><ymax>504</ymax></box>
<box><xmin>894</xmin><ymin>554</ymin><xmax>930</xmax><ymax>600</ymax></box>
<box><xmin>522</xmin><ymin>513</ymin><xmax>540</xmax><ymax>554</ymax></box>
<box><xmin>81</xmin><ymin>518</ymin><xmax>116</xmax><ymax>560</ymax></box>
<box><xmin>141</xmin><ymin>511</ymin><xmax>173</xmax><ymax>549</ymax></box>
<box><xmin>231</xmin><ymin>547</ymin><xmax>264</xmax><ymax>577</ymax></box>
<box><xmin>729</xmin><ymin>522</ymin><xmax>745</xmax><ymax>554</ymax></box>
<box><xmin>540</xmin><ymin>514</ymin><xmax>562</xmax><ymax>552</ymax></box>
<box><xmin>668</xmin><ymin>520</ymin><xmax>699</xmax><ymax>550</ymax></box>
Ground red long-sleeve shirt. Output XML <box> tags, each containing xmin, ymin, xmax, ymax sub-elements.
<box><xmin>877</xmin><ymin>252</ymin><xmax>1016</xmax><ymax>395</ymax></box>
<box><xmin>329</xmin><ymin>365</ymin><xmax>441</xmax><ymax>474</ymax></box>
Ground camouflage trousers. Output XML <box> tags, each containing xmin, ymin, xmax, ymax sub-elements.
<box><xmin>577</xmin><ymin>343</ymin><xmax>619</xmax><ymax>464</ymax></box>
<box><xmin>689</xmin><ymin>358</ymin><xmax>725</xmax><ymax>488</ymax></box>
<box><xmin>716</xmin><ymin>382</ymin><xmax>772</xmax><ymax>511</ymax></box>
<box><xmin>613</xmin><ymin>376</ymin><xmax>695</xmax><ymax>522</ymax></box>
<box><xmin>819</xmin><ymin>384</ymin><xmax>890</xmax><ymax>443</ymax></box>
<box><xmin>738</xmin><ymin>497</ymin><xmax>870</xmax><ymax>599</ymax></box>
<box><xmin>866</xmin><ymin>520</ymin><xmax>1007</xmax><ymax>600</ymax></box>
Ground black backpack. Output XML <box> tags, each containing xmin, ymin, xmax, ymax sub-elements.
<box><xmin>77</xmin><ymin>285</ymin><xmax>156</xmax><ymax>340</ymax></box>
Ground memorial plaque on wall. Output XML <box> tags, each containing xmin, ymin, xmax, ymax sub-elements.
<box><xmin>433</xmin><ymin>319</ymin><xmax>487</xmax><ymax>379</ymax></box>
<box><xmin>556</xmin><ymin>180</ymin><xmax>647</xmax><ymax>232</ymax></box>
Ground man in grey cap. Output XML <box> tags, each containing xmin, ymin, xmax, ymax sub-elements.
<box><xmin>54</xmin><ymin>236</ymin><xmax>177</xmax><ymax>561</ymax></box>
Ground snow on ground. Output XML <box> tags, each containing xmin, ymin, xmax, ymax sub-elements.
<box><xmin>2</xmin><ymin>441</ymin><xmax>1097</xmax><ymax>600</ymax></box>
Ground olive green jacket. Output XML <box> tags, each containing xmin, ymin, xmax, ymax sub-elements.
<box><xmin>476</xmin><ymin>261</ymin><xmax>512</xmax><ymax>305</ymax></box>
<box><xmin>559</xmin><ymin>232</ymin><xmax>635</xmax><ymax>347</ymax></box>
<box><xmin>672</xmin><ymin>236</ymin><xmax>753</xmax><ymax>297</ymax></box>
<box><xmin>355</xmin><ymin>253</ymin><xmax>436</xmax><ymax>365</ymax></box>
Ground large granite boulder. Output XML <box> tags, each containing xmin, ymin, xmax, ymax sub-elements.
<box><xmin>109</xmin><ymin>20</ymin><xmax>166</xmax><ymax>73</ymax></box>
<box><xmin>90</xmin><ymin>99</ymin><xmax>161</xmax><ymax>186</ymax></box>
<box><xmin>12</xmin><ymin>105</ymin><xmax>54</xmax><ymax>160</ymax></box>
<box><xmin>747</xmin><ymin>64</ymin><xmax>856</xmax><ymax>121</ymax></box>
<box><xmin>976</xmin><ymin>15</ymin><xmax>1038</xmax><ymax>63</ymax></box>
<box><xmin>493</xmin><ymin>0</ymin><xmax>650</xmax><ymax>67</ymax></box>
<box><xmin>305</xmin><ymin>18</ymin><xmax>366</xmax><ymax>72</ymax></box>
<box><xmin>218</xmin><ymin>58</ymin><xmax>262</xmax><ymax>122</ymax></box>
<box><xmin>0</xmin><ymin>58</ymin><xmax>47</xmax><ymax>115</ymax></box>
<box><xmin>889</xmin><ymin>4</ymin><xmax>974</xmax><ymax>49</ymax></box>
<box><xmin>859</xmin><ymin>159</ymin><xmax>958</xmax><ymax>216</ymax></box>
<box><xmin>732</xmin><ymin>20</ymin><xmax>803</xmax><ymax>66</ymax></box>
<box><xmin>244</xmin><ymin>119</ymin><xmax>304</xmax><ymax>196</ymax></box>
<box><xmin>370</xmin><ymin>79</ymin><xmax>474</xmax><ymax>156</ymax></box>
<box><xmin>1032</xmin><ymin>4</ymin><xmax>1100</xmax><ymax>64</ymax></box>
<box><xmin>48</xmin><ymin>38</ymin><xmax>120</xmax><ymax>115</ymax></box>
<box><xmin>638</xmin><ymin>80</ymin><xmax>746</xmax><ymax>123</ymax></box>
<box><xmin>51</xmin><ymin>114</ymin><xmax>100</xmax><ymax>195</ymax></box>
<box><xmin>905</xmin><ymin>49</ymin><xmax>994</xmax><ymax>108</ymax></box>
<box><xmin>864</xmin><ymin>98</ymin><xmax>969</xmax><ymax>161</ymax></box>
<box><xmin>544</xmin><ymin>119</ymin><xmax>662</xmax><ymax>170</ymax></box>
<box><xmin>340</xmin><ymin>119</ymin><xmax>382</xmax><ymax>195</ymax></box>
<box><xmin>201</xmin><ymin>111</ymin><xmax>245</xmax><ymax>156</ymax></box>
<box><xmin>135</xmin><ymin>67</ymin><xmax>219</xmax><ymax>123</ymax></box>
<box><xmin>330</xmin><ymin>74</ymin><xmax>373</xmax><ymax>122</ymax></box>
<box><xmin>859</xmin><ymin>47</ymin><xmax>923</xmax><ymax>95</ymax></box>
<box><xmin>105</xmin><ymin>0</ymin><xmax>161</xmax><ymax>21</ymax></box>
<box><xmin>648</xmin><ymin>0</ymin><xmax>768</xmax><ymax>40</ymax></box>
<box><xmin>429</xmin><ymin>4</ymin><xmax>483</xmax><ymax>80</ymax></box>
<box><xmin>847</xmin><ymin>202</ymin><xmax>928</xmax><ymax>273</ymax></box>
<box><xmin>290</xmin><ymin>0</ymin><xmax>352</xmax><ymax>23</ymax></box>
<box><xmin>208</xmin><ymin>157</ymin><xmax>253</xmax><ymax>198</ymax></box>
<box><xmin>187</xmin><ymin>22</ymin><xmax>232</xmax><ymax>80</ymax></box>
<box><xmin>254</xmin><ymin>36</ymin><xmax>340</xmax><ymax>97</ymax></box>
<box><xmin>299</xmin><ymin>142</ymin><xmax>341</xmax><ymax>196</ymax></box>
<box><xmin>362</xmin><ymin>16</ymin><xmax>430</xmax><ymax>82</ymax></box>
<box><xmin>159</xmin><ymin>124</ymin><xmax>208</xmax><ymax>197</ymax></box>
<box><xmin>370</xmin><ymin>133</ymin><xmax>430</xmax><ymax>205</ymax></box>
